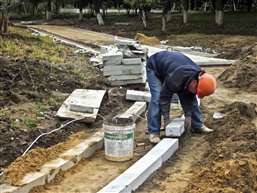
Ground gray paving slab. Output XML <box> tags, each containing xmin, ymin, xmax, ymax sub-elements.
<box><xmin>108</xmin><ymin>74</ymin><xmax>143</xmax><ymax>81</ymax></box>
<box><xmin>121</xmin><ymin>58</ymin><xmax>142</xmax><ymax>65</ymax></box>
<box><xmin>56</xmin><ymin>89</ymin><xmax>106</xmax><ymax>123</ymax></box>
<box><xmin>108</xmin><ymin>79</ymin><xmax>146</xmax><ymax>86</ymax></box>
<box><xmin>141</xmin><ymin>45</ymin><xmax>235</xmax><ymax>66</ymax></box>
<box><xmin>103</xmin><ymin>59</ymin><xmax>122</xmax><ymax>66</ymax></box>
<box><xmin>107</xmin><ymin>72</ymin><xmax>146</xmax><ymax>86</ymax></box>
<box><xmin>102</xmin><ymin>52</ymin><xmax>123</xmax><ymax>61</ymax></box>
<box><xmin>103</xmin><ymin>63</ymin><xmax>143</xmax><ymax>76</ymax></box>
<box><xmin>70</xmin><ymin>100</ymin><xmax>94</xmax><ymax>113</ymax></box>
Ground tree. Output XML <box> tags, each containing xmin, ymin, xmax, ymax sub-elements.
<box><xmin>28</xmin><ymin>0</ymin><xmax>43</xmax><ymax>15</ymax></box>
<box><xmin>182</xmin><ymin>0</ymin><xmax>189</xmax><ymax>23</ymax></box>
<box><xmin>92</xmin><ymin>0</ymin><xmax>104</xmax><ymax>25</ymax></box>
<box><xmin>0</xmin><ymin>0</ymin><xmax>9</xmax><ymax>33</ymax></box>
<box><xmin>246</xmin><ymin>0</ymin><xmax>253</xmax><ymax>12</ymax></box>
<box><xmin>161</xmin><ymin>0</ymin><xmax>172</xmax><ymax>31</ymax></box>
<box><xmin>124</xmin><ymin>0</ymin><xmax>154</xmax><ymax>29</ymax></box>
<box><xmin>46</xmin><ymin>0</ymin><xmax>51</xmax><ymax>20</ymax></box>
<box><xmin>78</xmin><ymin>0</ymin><xmax>83</xmax><ymax>21</ymax></box>
<box><xmin>215</xmin><ymin>0</ymin><xmax>223</xmax><ymax>26</ymax></box>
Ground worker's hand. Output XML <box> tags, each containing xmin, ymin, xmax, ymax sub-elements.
<box><xmin>164</xmin><ymin>118</ymin><xmax>170</xmax><ymax>129</ymax></box>
<box><xmin>184</xmin><ymin>116</ymin><xmax>192</xmax><ymax>132</ymax></box>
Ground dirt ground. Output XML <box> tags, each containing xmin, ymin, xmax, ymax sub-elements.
<box><xmin>1</xmin><ymin>16</ymin><xmax>257</xmax><ymax>193</ymax></box>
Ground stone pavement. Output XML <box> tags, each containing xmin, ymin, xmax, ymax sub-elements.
<box><xmin>18</xmin><ymin>23</ymin><xmax>235</xmax><ymax>66</ymax></box>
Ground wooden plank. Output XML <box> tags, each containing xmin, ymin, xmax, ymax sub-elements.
<box><xmin>56</xmin><ymin>89</ymin><xmax>106</xmax><ymax>123</ymax></box>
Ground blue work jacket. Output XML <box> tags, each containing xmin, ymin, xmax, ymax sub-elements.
<box><xmin>146</xmin><ymin>51</ymin><xmax>204</xmax><ymax>117</ymax></box>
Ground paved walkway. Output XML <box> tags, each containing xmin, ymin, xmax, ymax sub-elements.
<box><xmin>22</xmin><ymin>24</ymin><xmax>123</xmax><ymax>46</ymax></box>
<box><xmin>21</xmin><ymin>24</ymin><xmax>235</xmax><ymax>66</ymax></box>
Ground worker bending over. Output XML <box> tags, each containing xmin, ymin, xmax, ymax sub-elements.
<box><xmin>146</xmin><ymin>51</ymin><xmax>216</xmax><ymax>144</ymax></box>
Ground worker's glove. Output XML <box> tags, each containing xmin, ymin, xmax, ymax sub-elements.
<box><xmin>164</xmin><ymin>118</ymin><xmax>170</xmax><ymax>129</ymax></box>
<box><xmin>184</xmin><ymin>115</ymin><xmax>192</xmax><ymax>133</ymax></box>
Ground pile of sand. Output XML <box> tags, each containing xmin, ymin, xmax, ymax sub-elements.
<box><xmin>3</xmin><ymin>132</ymin><xmax>87</xmax><ymax>186</ymax></box>
<box><xmin>134</xmin><ymin>33</ymin><xmax>160</xmax><ymax>46</ymax></box>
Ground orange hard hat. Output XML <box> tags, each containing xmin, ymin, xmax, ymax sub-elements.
<box><xmin>197</xmin><ymin>73</ymin><xmax>217</xmax><ymax>99</ymax></box>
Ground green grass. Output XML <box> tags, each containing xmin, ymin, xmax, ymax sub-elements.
<box><xmin>73</xmin><ymin>10</ymin><xmax>257</xmax><ymax>36</ymax></box>
<box><xmin>187</xmin><ymin>10</ymin><xmax>257</xmax><ymax>27</ymax></box>
<box><xmin>144</xmin><ymin>10</ymin><xmax>257</xmax><ymax>35</ymax></box>
<box><xmin>0</xmin><ymin>27</ymin><xmax>66</xmax><ymax>62</ymax></box>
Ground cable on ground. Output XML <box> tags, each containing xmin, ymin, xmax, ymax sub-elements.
<box><xmin>23</xmin><ymin>116</ymin><xmax>87</xmax><ymax>156</ymax></box>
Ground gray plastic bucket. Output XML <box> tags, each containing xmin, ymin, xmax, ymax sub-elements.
<box><xmin>103</xmin><ymin>117</ymin><xmax>135</xmax><ymax>162</ymax></box>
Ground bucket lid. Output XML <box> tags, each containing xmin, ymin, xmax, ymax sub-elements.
<box><xmin>104</xmin><ymin>117</ymin><xmax>134</xmax><ymax>126</ymax></box>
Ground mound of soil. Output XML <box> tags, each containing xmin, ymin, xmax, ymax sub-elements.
<box><xmin>218</xmin><ymin>44</ymin><xmax>257</xmax><ymax>91</ymax></box>
<box><xmin>185</xmin><ymin>101</ymin><xmax>257</xmax><ymax>192</ymax></box>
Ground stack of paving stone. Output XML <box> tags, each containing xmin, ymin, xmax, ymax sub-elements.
<box><xmin>101</xmin><ymin>39</ymin><xmax>148</xmax><ymax>87</ymax></box>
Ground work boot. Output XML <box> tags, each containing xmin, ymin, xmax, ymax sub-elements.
<box><xmin>196</xmin><ymin>125</ymin><xmax>213</xmax><ymax>133</ymax></box>
<box><xmin>149</xmin><ymin>134</ymin><xmax>161</xmax><ymax>144</ymax></box>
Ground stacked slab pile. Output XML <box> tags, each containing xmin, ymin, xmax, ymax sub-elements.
<box><xmin>102</xmin><ymin>39</ymin><xmax>148</xmax><ymax>87</ymax></box>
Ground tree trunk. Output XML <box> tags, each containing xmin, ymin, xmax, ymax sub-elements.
<box><xmin>140</xmin><ymin>9</ymin><xmax>147</xmax><ymax>29</ymax></box>
<box><xmin>215</xmin><ymin>10</ymin><xmax>223</xmax><ymax>26</ymax></box>
<box><xmin>54</xmin><ymin>2</ymin><xmax>59</xmax><ymax>15</ymax></box>
<box><xmin>166</xmin><ymin>10</ymin><xmax>171</xmax><ymax>22</ymax></box>
<box><xmin>162</xmin><ymin>16</ymin><xmax>166</xmax><ymax>32</ymax></box>
<box><xmin>0</xmin><ymin>17</ymin><xmax>3</xmax><ymax>34</ymax></box>
<box><xmin>23</xmin><ymin>2</ymin><xmax>27</xmax><ymax>15</ymax></box>
<box><xmin>215</xmin><ymin>0</ymin><xmax>223</xmax><ymax>26</ymax></box>
<box><xmin>89</xmin><ymin>1</ymin><xmax>94</xmax><ymax>17</ymax></box>
<box><xmin>3</xmin><ymin>15</ymin><xmax>8</xmax><ymax>33</ymax></box>
<box><xmin>33</xmin><ymin>4</ymin><xmax>36</xmax><ymax>15</ymax></box>
<box><xmin>162</xmin><ymin>0</ymin><xmax>172</xmax><ymax>31</ymax></box>
<box><xmin>79</xmin><ymin>0</ymin><xmax>83</xmax><ymax>21</ymax></box>
<box><xmin>246</xmin><ymin>0</ymin><xmax>252</xmax><ymax>12</ymax></box>
<box><xmin>102</xmin><ymin>3</ymin><xmax>106</xmax><ymax>18</ymax></box>
<box><xmin>93</xmin><ymin>0</ymin><xmax>104</xmax><ymax>25</ymax></box>
<box><xmin>96</xmin><ymin>13</ymin><xmax>104</xmax><ymax>25</ymax></box>
<box><xmin>183</xmin><ymin>10</ymin><xmax>188</xmax><ymax>23</ymax></box>
<box><xmin>46</xmin><ymin>0</ymin><xmax>51</xmax><ymax>20</ymax></box>
<box><xmin>183</xmin><ymin>0</ymin><xmax>189</xmax><ymax>23</ymax></box>
<box><xmin>162</xmin><ymin>3</ymin><xmax>167</xmax><ymax>32</ymax></box>
<box><xmin>79</xmin><ymin>11</ymin><xmax>83</xmax><ymax>21</ymax></box>
<box><xmin>18</xmin><ymin>0</ymin><xmax>22</xmax><ymax>18</ymax></box>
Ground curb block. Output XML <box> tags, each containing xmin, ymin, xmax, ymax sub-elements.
<box><xmin>118</xmin><ymin>101</ymin><xmax>147</xmax><ymax>122</ymax></box>
<box><xmin>98</xmin><ymin>138</ymin><xmax>179</xmax><ymax>193</ymax></box>
<box><xmin>165</xmin><ymin>117</ymin><xmax>185</xmax><ymax>137</ymax></box>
